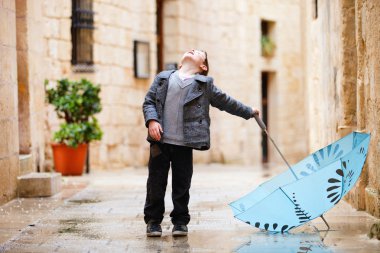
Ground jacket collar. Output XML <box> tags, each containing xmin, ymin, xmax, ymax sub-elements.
<box><xmin>157</xmin><ymin>70</ymin><xmax>208</xmax><ymax>83</ymax></box>
<box><xmin>157</xmin><ymin>70</ymin><xmax>175</xmax><ymax>79</ymax></box>
<box><xmin>194</xmin><ymin>74</ymin><xmax>208</xmax><ymax>83</ymax></box>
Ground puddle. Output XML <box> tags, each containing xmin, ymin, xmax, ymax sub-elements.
<box><xmin>58</xmin><ymin>218</ymin><xmax>103</xmax><ymax>240</ymax></box>
<box><xmin>59</xmin><ymin>218</ymin><xmax>96</xmax><ymax>226</ymax></box>
<box><xmin>234</xmin><ymin>231</ymin><xmax>333</xmax><ymax>253</ymax></box>
<box><xmin>68</xmin><ymin>199</ymin><xmax>102</xmax><ymax>204</ymax></box>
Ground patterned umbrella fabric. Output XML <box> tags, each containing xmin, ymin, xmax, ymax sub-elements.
<box><xmin>230</xmin><ymin>132</ymin><xmax>370</xmax><ymax>233</ymax></box>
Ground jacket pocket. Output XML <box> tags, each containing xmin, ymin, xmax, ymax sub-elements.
<box><xmin>150</xmin><ymin>143</ymin><xmax>162</xmax><ymax>158</ymax></box>
<box><xmin>184</xmin><ymin>120</ymin><xmax>209</xmax><ymax>142</ymax></box>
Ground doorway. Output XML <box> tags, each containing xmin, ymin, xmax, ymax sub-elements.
<box><xmin>261</xmin><ymin>72</ymin><xmax>275</xmax><ymax>163</ymax></box>
<box><xmin>156</xmin><ymin>0</ymin><xmax>164</xmax><ymax>72</ymax></box>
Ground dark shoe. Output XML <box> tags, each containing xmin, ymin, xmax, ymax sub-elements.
<box><xmin>146</xmin><ymin>223</ymin><xmax>162</xmax><ymax>237</ymax></box>
<box><xmin>172</xmin><ymin>224</ymin><xmax>188</xmax><ymax>237</ymax></box>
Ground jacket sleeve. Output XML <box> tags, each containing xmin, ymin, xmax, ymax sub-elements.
<box><xmin>142</xmin><ymin>76</ymin><xmax>160</xmax><ymax>127</ymax></box>
<box><xmin>208</xmin><ymin>78</ymin><xmax>253</xmax><ymax>120</ymax></box>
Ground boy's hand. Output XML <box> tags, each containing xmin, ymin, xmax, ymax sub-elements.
<box><xmin>251</xmin><ymin>107</ymin><xmax>260</xmax><ymax>117</ymax></box>
<box><xmin>148</xmin><ymin>120</ymin><xmax>163</xmax><ymax>141</ymax></box>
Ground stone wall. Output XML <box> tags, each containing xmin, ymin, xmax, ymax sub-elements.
<box><xmin>353</xmin><ymin>0</ymin><xmax>380</xmax><ymax>218</ymax></box>
<box><xmin>17</xmin><ymin>0</ymin><xmax>46</xmax><ymax>173</ymax></box>
<box><xmin>304</xmin><ymin>0</ymin><xmax>380</xmax><ymax>218</ymax></box>
<box><xmin>43</xmin><ymin>0</ymin><xmax>157</xmax><ymax>170</ymax></box>
<box><xmin>162</xmin><ymin>0</ymin><xmax>307</xmax><ymax>165</ymax></box>
<box><xmin>0</xmin><ymin>0</ymin><xmax>47</xmax><ymax>204</ymax></box>
<box><xmin>0</xmin><ymin>0</ymin><xmax>20</xmax><ymax>205</ymax></box>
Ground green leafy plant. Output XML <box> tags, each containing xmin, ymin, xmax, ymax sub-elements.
<box><xmin>45</xmin><ymin>78</ymin><xmax>103</xmax><ymax>147</ymax></box>
<box><xmin>261</xmin><ymin>35</ymin><xmax>276</xmax><ymax>57</ymax></box>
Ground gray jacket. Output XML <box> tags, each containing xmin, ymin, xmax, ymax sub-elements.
<box><xmin>142</xmin><ymin>70</ymin><xmax>253</xmax><ymax>150</ymax></box>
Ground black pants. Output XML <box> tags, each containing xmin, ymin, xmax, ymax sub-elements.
<box><xmin>144</xmin><ymin>142</ymin><xmax>193</xmax><ymax>225</ymax></box>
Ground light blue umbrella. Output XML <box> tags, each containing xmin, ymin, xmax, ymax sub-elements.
<box><xmin>230</xmin><ymin>115</ymin><xmax>371</xmax><ymax>233</ymax></box>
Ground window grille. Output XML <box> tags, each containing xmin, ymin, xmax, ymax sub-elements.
<box><xmin>71</xmin><ymin>0</ymin><xmax>95</xmax><ymax>71</ymax></box>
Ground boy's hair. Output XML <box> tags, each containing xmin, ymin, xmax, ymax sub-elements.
<box><xmin>200</xmin><ymin>50</ymin><xmax>209</xmax><ymax>76</ymax></box>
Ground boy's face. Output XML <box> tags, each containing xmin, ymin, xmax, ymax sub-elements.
<box><xmin>181</xmin><ymin>49</ymin><xmax>208</xmax><ymax>73</ymax></box>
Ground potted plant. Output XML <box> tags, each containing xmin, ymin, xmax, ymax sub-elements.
<box><xmin>261</xmin><ymin>35</ymin><xmax>276</xmax><ymax>57</ymax></box>
<box><xmin>45</xmin><ymin>78</ymin><xmax>103</xmax><ymax>175</ymax></box>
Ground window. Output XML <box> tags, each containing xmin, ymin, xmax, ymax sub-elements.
<box><xmin>71</xmin><ymin>0</ymin><xmax>95</xmax><ymax>72</ymax></box>
<box><xmin>261</xmin><ymin>20</ymin><xmax>276</xmax><ymax>57</ymax></box>
<box><xmin>134</xmin><ymin>41</ymin><xmax>150</xmax><ymax>79</ymax></box>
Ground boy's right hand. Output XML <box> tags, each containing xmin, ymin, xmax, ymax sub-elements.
<box><xmin>148</xmin><ymin>120</ymin><xmax>163</xmax><ymax>141</ymax></box>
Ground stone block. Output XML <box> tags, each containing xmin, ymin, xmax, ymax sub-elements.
<box><xmin>110</xmin><ymin>66</ymin><xmax>129</xmax><ymax>85</ymax></box>
<box><xmin>0</xmin><ymin>157</ymin><xmax>11</xmax><ymax>205</ymax></box>
<box><xmin>164</xmin><ymin>17</ymin><xmax>179</xmax><ymax>36</ymax></box>
<box><xmin>28</xmin><ymin>0</ymin><xmax>43</xmax><ymax>18</ymax></box>
<box><xmin>1</xmin><ymin>0</ymin><xmax>15</xmax><ymax>10</ymax></box>
<box><xmin>57</xmin><ymin>40</ymin><xmax>71</xmax><ymax>61</ymax></box>
<box><xmin>95</xmin><ymin>3</ymin><xmax>117</xmax><ymax>25</ymax></box>
<box><xmin>47</xmin><ymin>39</ymin><xmax>59</xmax><ymax>59</ymax></box>
<box><xmin>43</xmin><ymin>0</ymin><xmax>62</xmax><ymax>18</ymax></box>
<box><xmin>94</xmin><ymin>25</ymin><xmax>126</xmax><ymax>48</ymax></box>
<box><xmin>44</xmin><ymin>18</ymin><xmax>60</xmax><ymax>39</ymax></box>
<box><xmin>59</xmin><ymin>18</ymin><xmax>71</xmax><ymax>40</ymax></box>
<box><xmin>100</xmin><ymin>86</ymin><xmax>122</xmax><ymax>105</ymax></box>
<box><xmin>0</xmin><ymin>46</ymin><xmax>17</xmax><ymax>84</ymax></box>
<box><xmin>105</xmin><ymin>125</ymin><xmax>128</xmax><ymax>145</ymax></box>
<box><xmin>163</xmin><ymin>0</ymin><xmax>178</xmax><ymax>17</ymax></box>
<box><xmin>365</xmin><ymin>187</ymin><xmax>380</xmax><ymax>218</ymax></box>
<box><xmin>120</xmin><ymin>145</ymin><xmax>146</xmax><ymax>167</ymax></box>
<box><xmin>124</xmin><ymin>127</ymin><xmax>145</xmax><ymax>146</ymax></box>
<box><xmin>8</xmin><ymin>154</ymin><xmax>20</xmax><ymax>198</ymax></box>
<box><xmin>1</xmin><ymin>9</ymin><xmax>16</xmax><ymax>46</ymax></box>
<box><xmin>0</xmin><ymin>83</ymin><xmax>17</xmax><ymax>118</ymax></box>
<box><xmin>0</xmin><ymin>119</ymin><xmax>19</xmax><ymax>158</ymax></box>
<box><xmin>17</xmin><ymin>172</ymin><xmax>62</xmax><ymax>197</ymax></box>
<box><xmin>19</xmin><ymin>154</ymin><xmax>33</xmax><ymax>176</ymax></box>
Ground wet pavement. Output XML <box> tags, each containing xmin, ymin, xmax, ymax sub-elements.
<box><xmin>0</xmin><ymin>164</ymin><xmax>379</xmax><ymax>252</ymax></box>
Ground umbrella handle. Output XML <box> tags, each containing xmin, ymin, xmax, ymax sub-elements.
<box><xmin>253</xmin><ymin>113</ymin><xmax>267</xmax><ymax>130</ymax></box>
<box><xmin>253</xmin><ymin>113</ymin><xmax>299</xmax><ymax>180</ymax></box>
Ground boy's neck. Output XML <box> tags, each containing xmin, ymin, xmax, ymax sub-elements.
<box><xmin>178</xmin><ymin>64</ymin><xmax>199</xmax><ymax>76</ymax></box>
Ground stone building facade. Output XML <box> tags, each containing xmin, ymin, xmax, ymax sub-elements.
<box><xmin>43</xmin><ymin>0</ymin><xmax>157</xmax><ymax>170</ymax></box>
<box><xmin>303</xmin><ymin>0</ymin><xmax>380</xmax><ymax>217</ymax></box>
<box><xmin>43</xmin><ymin>0</ymin><xmax>307</xmax><ymax>169</ymax></box>
<box><xmin>0</xmin><ymin>0</ymin><xmax>46</xmax><ymax>205</ymax></box>
<box><xmin>161</xmin><ymin>0</ymin><xmax>307</xmax><ymax>165</ymax></box>
<box><xmin>0</xmin><ymin>0</ymin><xmax>19</xmax><ymax>205</ymax></box>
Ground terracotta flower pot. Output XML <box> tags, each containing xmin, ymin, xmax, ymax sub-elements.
<box><xmin>51</xmin><ymin>143</ymin><xmax>88</xmax><ymax>176</ymax></box>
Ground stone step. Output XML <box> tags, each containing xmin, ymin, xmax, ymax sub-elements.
<box><xmin>17</xmin><ymin>172</ymin><xmax>62</xmax><ymax>197</ymax></box>
<box><xmin>19</xmin><ymin>154</ymin><xmax>33</xmax><ymax>175</ymax></box>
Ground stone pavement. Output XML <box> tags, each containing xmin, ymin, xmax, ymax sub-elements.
<box><xmin>0</xmin><ymin>164</ymin><xmax>379</xmax><ymax>253</ymax></box>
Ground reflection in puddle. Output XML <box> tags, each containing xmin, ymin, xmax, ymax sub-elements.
<box><xmin>172</xmin><ymin>237</ymin><xmax>190</xmax><ymax>252</ymax></box>
<box><xmin>235</xmin><ymin>232</ymin><xmax>333</xmax><ymax>253</ymax></box>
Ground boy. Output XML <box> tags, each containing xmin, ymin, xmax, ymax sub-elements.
<box><xmin>142</xmin><ymin>49</ymin><xmax>259</xmax><ymax>237</ymax></box>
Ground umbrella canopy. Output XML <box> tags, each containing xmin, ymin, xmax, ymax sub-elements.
<box><xmin>230</xmin><ymin>131</ymin><xmax>370</xmax><ymax>233</ymax></box>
